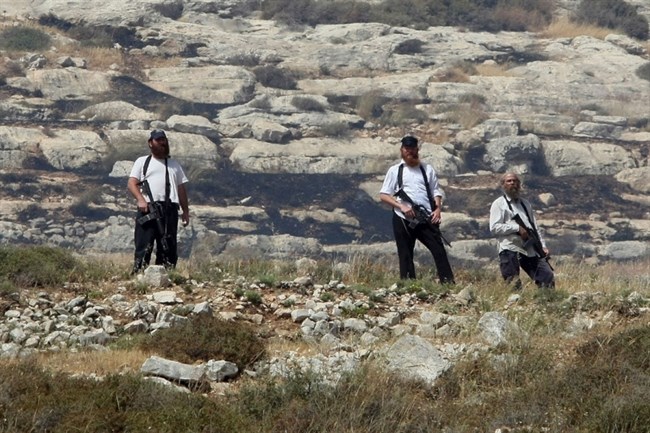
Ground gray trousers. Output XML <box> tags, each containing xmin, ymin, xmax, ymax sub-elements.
<box><xmin>499</xmin><ymin>250</ymin><xmax>554</xmax><ymax>288</ymax></box>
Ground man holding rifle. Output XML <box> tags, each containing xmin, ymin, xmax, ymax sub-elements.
<box><xmin>379</xmin><ymin>136</ymin><xmax>455</xmax><ymax>284</ymax></box>
<box><xmin>489</xmin><ymin>172</ymin><xmax>554</xmax><ymax>290</ymax></box>
<box><xmin>128</xmin><ymin>130</ymin><xmax>189</xmax><ymax>274</ymax></box>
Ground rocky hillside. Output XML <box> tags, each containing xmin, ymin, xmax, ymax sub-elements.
<box><xmin>1</xmin><ymin>0</ymin><xmax>649</xmax><ymax>268</ymax></box>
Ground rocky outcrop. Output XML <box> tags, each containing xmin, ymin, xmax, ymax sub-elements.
<box><xmin>1</xmin><ymin>1</ymin><xmax>649</xmax><ymax>265</ymax></box>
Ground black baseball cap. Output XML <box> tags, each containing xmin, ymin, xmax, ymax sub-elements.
<box><xmin>149</xmin><ymin>129</ymin><xmax>167</xmax><ymax>140</ymax></box>
<box><xmin>401</xmin><ymin>136</ymin><xmax>418</xmax><ymax>147</ymax></box>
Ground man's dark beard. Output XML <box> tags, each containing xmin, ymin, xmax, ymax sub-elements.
<box><xmin>404</xmin><ymin>154</ymin><xmax>420</xmax><ymax>167</ymax></box>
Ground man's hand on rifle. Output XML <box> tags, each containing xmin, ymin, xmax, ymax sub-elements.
<box><xmin>399</xmin><ymin>203</ymin><xmax>415</xmax><ymax>218</ymax></box>
<box><xmin>518</xmin><ymin>225</ymin><xmax>529</xmax><ymax>240</ymax></box>
<box><xmin>430</xmin><ymin>207</ymin><xmax>441</xmax><ymax>224</ymax></box>
<box><xmin>137</xmin><ymin>199</ymin><xmax>149</xmax><ymax>213</ymax></box>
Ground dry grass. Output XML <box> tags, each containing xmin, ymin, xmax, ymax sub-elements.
<box><xmin>29</xmin><ymin>348</ymin><xmax>150</xmax><ymax>376</ymax></box>
<box><xmin>474</xmin><ymin>62</ymin><xmax>514</xmax><ymax>77</ymax></box>
<box><xmin>560</xmin><ymin>259</ymin><xmax>650</xmax><ymax>294</ymax></box>
<box><xmin>1</xmin><ymin>252</ymin><xmax>650</xmax><ymax>432</ymax></box>
<box><xmin>433</xmin><ymin>66</ymin><xmax>470</xmax><ymax>83</ymax></box>
<box><xmin>539</xmin><ymin>17</ymin><xmax>617</xmax><ymax>40</ymax></box>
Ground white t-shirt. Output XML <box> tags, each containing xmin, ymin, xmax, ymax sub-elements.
<box><xmin>380</xmin><ymin>160</ymin><xmax>443</xmax><ymax>220</ymax></box>
<box><xmin>129</xmin><ymin>156</ymin><xmax>188</xmax><ymax>204</ymax></box>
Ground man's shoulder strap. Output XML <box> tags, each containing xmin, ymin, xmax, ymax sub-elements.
<box><xmin>397</xmin><ymin>163</ymin><xmax>404</xmax><ymax>188</ymax></box>
<box><xmin>503</xmin><ymin>194</ymin><xmax>536</xmax><ymax>229</ymax></box>
<box><xmin>397</xmin><ymin>163</ymin><xmax>428</xmax><ymax>187</ymax></box>
<box><xmin>142</xmin><ymin>155</ymin><xmax>153</xmax><ymax>177</ymax></box>
<box><xmin>397</xmin><ymin>163</ymin><xmax>435</xmax><ymax>209</ymax></box>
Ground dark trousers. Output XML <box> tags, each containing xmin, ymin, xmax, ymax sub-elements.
<box><xmin>133</xmin><ymin>203</ymin><xmax>179</xmax><ymax>272</ymax></box>
<box><xmin>392</xmin><ymin>213</ymin><xmax>455</xmax><ymax>284</ymax></box>
<box><xmin>499</xmin><ymin>250</ymin><xmax>555</xmax><ymax>288</ymax></box>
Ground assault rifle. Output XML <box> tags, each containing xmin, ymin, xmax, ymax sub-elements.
<box><xmin>511</xmin><ymin>214</ymin><xmax>553</xmax><ymax>270</ymax></box>
<box><xmin>137</xmin><ymin>179</ymin><xmax>170</xmax><ymax>255</ymax></box>
<box><xmin>394</xmin><ymin>189</ymin><xmax>452</xmax><ymax>247</ymax></box>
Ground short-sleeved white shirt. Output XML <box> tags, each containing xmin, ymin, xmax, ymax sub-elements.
<box><xmin>129</xmin><ymin>156</ymin><xmax>188</xmax><ymax>204</ymax></box>
<box><xmin>380</xmin><ymin>160</ymin><xmax>442</xmax><ymax>220</ymax></box>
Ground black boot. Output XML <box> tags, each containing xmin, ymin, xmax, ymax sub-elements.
<box><xmin>132</xmin><ymin>257</ymin><xmax>145</xmax><ymax>275</ymax></box>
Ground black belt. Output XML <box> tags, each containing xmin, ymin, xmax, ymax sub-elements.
<box><xmin>154</xmin><ymin>201</ymin><xmax>180</xmax><ymax>209</ymax></box>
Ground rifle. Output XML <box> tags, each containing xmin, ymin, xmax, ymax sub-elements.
<box><xmin>394</xmin><ymin>189</ymin><xmax>452</xmax><ymax>247</ymax></box>
<box><xmin>137</xmin><ymin>179</ymin><xmax>170</xmax><ymax>256</ymax></box>
<box><xmin>511</xmin><ymin>214</ymin><xmax>553</xmax><ymax>270</ymax></box>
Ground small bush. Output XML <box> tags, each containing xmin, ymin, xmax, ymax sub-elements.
<box><xmin>245</xmin><ymin>290</ymin><xmax>263</xmax><ymax>305</ymax></box>
<box><xmin>237</xmin><ymin>365</ymin><xmax>437</xmax><ymax>432</ymax></box>
<box><xmin>139</xmin><ymin>315</ymin><xmax>266</xmax><ymax>368</ymax></box>
<box><xmin>394</xmin><ymin>39</ymin><xmax>425</xmax><ymax>55</ymax></box>
<box><xmin>69</xmin><ymin>189</ymin><xmax>111</xmax><ymax>220</ymax></box>
<box><xmin>1</xmin><ymin>59</ymin><xmax>25</xmax><ymax>77</ymax></box>
<box><xmin>261</xmin><ymin>0</ymin><xmax>554</xmax><ymax>33</ymax></box>
<box><xmin>0</xmin><ymin>246</ymin><xmax>80</xmax><ymax>288</ymax></box>
<box><xmin>636</xmin><ymin>62</ymin><xmax>650</xmax><ymax>81</ymax></box>
<box><xmin>459</xmin><ymin>93</ymin><xmax>486</xmax><ymax>105</ymax></box>
<box><xmin>0</xmin><ymin>361</ymin><xmax>249</xmax><ymax>433</ymax></box>
<box><xmin>319</xmin><ymin>121</ymin><xmax>351</xmax><ymax>137</ymax></box>
<box><xmin>291</xmin><ymin>95</ymin><xmax>325</xmax><ymax>112</ymax></box>
<box><xmin>573</xmin><ymin>0</ymin><xmax>649</xmax><ymax>40</ymax></box>
<box><xmin>435</xmin><ymin>66</ymin><xmax>470</xmax><ymax>83</ymax></box>
<box><xmin>356</xmin><ymin>90</ymin><xmax>388</xmax><ymax>120</ymax></box>
<box><xmin>253</xmin><ymin>65</ymin><xmax>297</xmax><ymax>89</ymax></box>
<box><xmin>0</xmin><ymin>278</ymin><xmax>17</xmax><ymax>296</ymax></box>
<box><xmin>227</xmin><ymin>53</ymin><xmax>261</xmax><ymax>67</ymax></box>
<box><xmin>16</xmin><ymin>204</ymin><xmax>48</xmax><ymax>222</ymax></box>
<box><xmin>0</xmin><ymin>26</ymin><xmax>51</xmax><ymax>51</ymax></box>
<box><xmin>248</xmin><ymin>95</ymin><xmax>273</xmax><ymax>110</ymax></box>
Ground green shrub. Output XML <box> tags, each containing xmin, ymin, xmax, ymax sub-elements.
<box><xmin>253</xmin><ymin>65</ymin><xmax>297</xmax><ymax>89</ymax></box>
<box><xmin>261</xmin><ymin>0</ymin><xmax>554</xmax><ymax>32</ymax></box>
<box><xmin>459</xmin><ymin>93</ymin><xmax>487</xmax><ymax>105</ymax></box>
<box><xmin>291</xmin><ymin>95</ymin><xmax>325</xmax><ymax>112</ymax></box>
<box><xmin>394</xmin><ymin>38</ymin><xmax>425</xmax><ymax>55</ymax></box>
<box><xmin>395</xmin><ymin>39</ymin><xmax>424</xmax><ymax>54</ymax></box>
<box><xmin>16</xmin><ymin>204</ymin><xmax>48</xmax><ymax>222</ymax></box>
<box><xmin>0</xmin><ymin>361</ymin><xmax>249</xmax><ymax>433</ymax></box>
<box><xmin>319</xmin><ymin>121</ymin><xmax>351</xmax><ymax>137</ymax></box>
<box><xmin>0</xmin><ymin>278</ymin><xmax>16</xmax><ymax>296</ymax></box>
<box><xmin>380</xmin><ymin>103</ymin><xmax>428</xmax><ymax>126</ymax></box>
<box><xmin>573</xmin><ymin>0</ymin><xmax>649</xmax><ymax>40</ymax></box>
<box><xmin>248</xmin><ymin>95</ymin><xmax>273</xmax><ymax>110</ymax></box>
<box><xmin>320</xmin><ymin>292</ymin><xmax>335</xmax><ymax>302</ymax></box>
<box><xmin>636</xmin><ymin>62</ymin><xmax>650</xmax><ymax>81</ymax></box>
<box><xmin>245</xmin><ymin>290</ymin><xmax>263</xmax><ymax>305</ymax></box>
<box><xmin>0</xmin><ymin>26</ymin><xmax>51</xmax><ymax>51</ymax></box>
<box><xmin>227</xmin><ymin>53</ymin><xmax>261</xmax><ymax>67</ymax></box>
<box><xmin>139</xmin><ymin>315</ymin><xmax>266</xmax><ymax>368</ymax></box>
<box><xmin>238</xmin><ymin>364</ymin><xmax>438</xmax><ymax>432</ymax></box>
<box><xmin>356</xmin><ymin>90</ymin><xmax>387</xmax><ymax>120</ymax></box>
<box><xmin>257</xmin><ymin>274</ymin><xmax>277</xmax><ymax>287</ymax></box>
<box><xmin>0</xmin><ymin>246</ymin><xmax>80</xmax><ymax>288</ymax></box>
<box><xmin>261</xmin><ymin>0</ymin><xmax>371</xmax><ymax>26</ymax></box>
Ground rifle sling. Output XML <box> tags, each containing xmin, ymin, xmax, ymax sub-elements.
<box><xmin>397</xmin><ymin>163</ymin><xmax>436</xmax><ymax>211</ymax></box>
<box><xmin>503</xmin><ymin>194</ymin><xmax>537</xmax><ymax>233</ymax></box>
<box><xmin>141</xmin><ymin>155</ymin><xmax>171</xmax><ymax>238</ymax></box>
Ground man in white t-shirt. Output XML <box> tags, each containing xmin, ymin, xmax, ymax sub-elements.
<box><xmin>379</xmin><ymin>136</ymin><xmax>454</xmax><ymax>284</ymax></box>
<box><xmin>127</xmin><ymin>130</ymin><xmax>189</xmax><ymax>273</ymax></box>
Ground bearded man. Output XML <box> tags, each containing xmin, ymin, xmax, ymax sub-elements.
<box><xmin>489</xmin><ymin>172</ymin><xmax>554</xmax><ymax>289</ymax></box>
<box><xmin>127</xmin><ymin>130</ymin><xmax>190</xmax><ymax>274</ymax></box>
<box><xmin>379</xmin><ymin>136</ymin><xmax>455</xmax><ymax>284</ymax></box>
